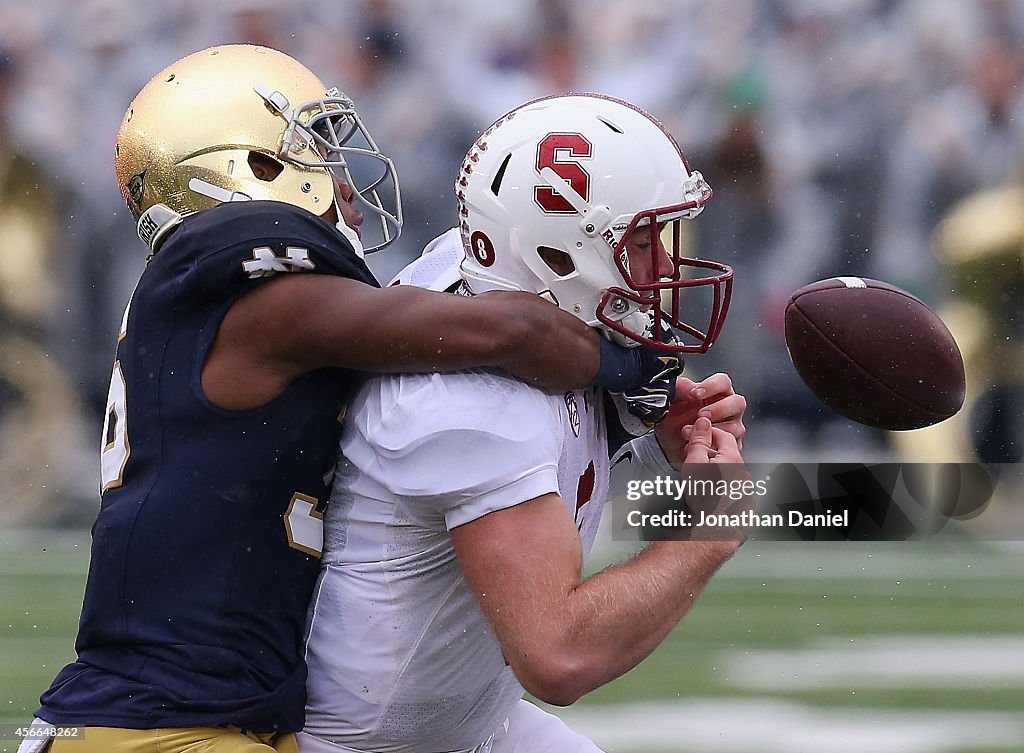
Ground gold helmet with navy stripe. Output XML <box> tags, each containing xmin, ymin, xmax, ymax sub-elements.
<box><xmin>115</xmin><ymin>44</ymin><xmax>402</xmax><ymax>252</ymax></box>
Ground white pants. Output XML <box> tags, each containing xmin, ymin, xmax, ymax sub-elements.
<box><xmin>15</xmin><ymin>719</ymin><xmax>53</xmax><ymax>753</ymax></box>
<box><xmin>491</xmin><ymin>700</ymin><xmax>604</xmax><ymax>753</ymax></box>
<box><xmin>295</xmin><ymin>700</ymin><xmax>604</xmax><ymax>753</ymax></box>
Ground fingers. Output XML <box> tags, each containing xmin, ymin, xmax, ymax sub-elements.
<box><xmin>683</xmin><ymin>416</ymin><xmax>714</xmax><ymax>463</ymax></box>
<box><xmin>709</xmin><ymin>427</ymin><xmax>743</xmax><ymax>463</ymax></box>
<box><xmin>695</xmin><ymin>393</ymin><xmax>746</xmax><ymax>423</ymax></box>
<box><xmin>685</xmin><ymin>372</ymin><xmax>734</xmax><ymax>403</ymax></box>
<box><xmin>696</xmin><ymin>393</ymin><xmax>747</xmax><ymax>448</ymax></box>
<box><xmin>682</xmin><ymin>420</ymin><xmax>744</xmax><ymax>464</ymax></box>
<box><xmin>673</xmin><ymin>373</ymin><xmax>746</xmax><ymax>444</ymax></box>
<box><xmin>668</xmin><ymin>377</ymin><xmax>700</xmax><ymax>411</ymax></box>
<box><xmin>671</xmin><ymin>372</ymin><xmax>739</xmax><ymax>416</ymax></box>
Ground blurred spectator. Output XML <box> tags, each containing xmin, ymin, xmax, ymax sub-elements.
<box><xmin>892</xmin><ymin>183</ymin><xmax>1024</xmax><ymax>464</ymax></box>
<box><xmin>871</xmin><ymin>8</ymin><xmax>1024</xmax><ymax>302</ymax></box>
<box><xmin>0</xmin><ymin>49</ymin><xmax>92</xmax><ymax>525</ymax></box>
<box><xmin>0</xmin><ymin>0</ymin><xmax>1022</xmax><ymax>513</ymax></box>
<box><xmin>39</xmin><ymin>1</ymin><xmax>159</xmax><ymax>418</ymax></box>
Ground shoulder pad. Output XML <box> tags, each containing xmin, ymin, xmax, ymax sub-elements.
<box><xmin>347</xmin><ymin>372</ymin><xmax>561</xmax><ymax>499</ymax></box>
<box><xmin>158</xmin><ymin>201</ymin><xmax>377</xmax><ymax>292</ymax></box>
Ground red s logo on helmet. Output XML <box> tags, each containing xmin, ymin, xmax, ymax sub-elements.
<box><xmin>534</xmin><ymin>133</ymin><xmax>591</xmax><ymax>213</ymax></box>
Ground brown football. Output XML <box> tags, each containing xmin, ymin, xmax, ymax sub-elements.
<box><xmin>784</xmin><ymin>277</ymin><xmax>966</xmax><ymax>431</ymax></box>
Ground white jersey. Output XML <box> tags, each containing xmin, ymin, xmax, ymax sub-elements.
<box><xmin>301</xmin><ymin>229</ymin><xmax>672</xmax><ymax>753</ymax></box>
<box><xmin>302</xmin><ymin>229</ymin><xmax>613</xmax><ymax>753</ymax></box>
<box><xmin>303</xmin><ymin>371</ymin><xmax>609</xmax><ymax>753</ymax></box>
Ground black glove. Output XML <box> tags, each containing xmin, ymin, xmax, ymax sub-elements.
<box><xmin>603</xmin><ymin>325</ymin><xmax>684</xmax><ymax>438</ymax></box>
<box><xmin>620</xmin><ymin>353</ymin><xmax>683</xmax><ymax>429</ymax></box>
<box><xmin>591</xmin><ymin>336</ymin><xmax>683</xmax><ymax>393</ymax></box>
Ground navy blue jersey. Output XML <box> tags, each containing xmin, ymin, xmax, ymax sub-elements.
<box><xmin>37</xmin><ymin>201</ymin><xmax>377</xmax><ymax>733</ymax></box>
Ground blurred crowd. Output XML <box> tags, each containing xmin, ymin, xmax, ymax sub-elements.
<box><xmin>1</xmin><ymin>0</ymin><xmax>1022</xmax><ymax>523</ymax></box>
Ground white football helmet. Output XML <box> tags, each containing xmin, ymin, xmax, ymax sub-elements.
<box><xmin>457</xmin><ymin>93</ymin><xmax>732</xmax><ymax>352</ymax></box>
<box><xmin>115</xmin><ymin>44</ymin><xmax>402</xmax><ymax>253</ymax></box>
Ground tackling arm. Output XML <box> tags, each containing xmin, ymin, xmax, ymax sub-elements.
<box><xmin>203</xmin><ymin>274</ymin><xmax>602</xmax><ymax>408</ymax></box>
<box><xmin>451</xmin><ymin>418</ymin><xmax>742</xmax><ymax>706</ymax></box>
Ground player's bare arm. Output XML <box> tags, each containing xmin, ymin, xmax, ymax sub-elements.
<box><xmin>202</xmin><ymin>273</ymin><xmax>602</xmax><ymax>409</ymax></box>
<box><xmin>451</xmin><ymin>417</ymin><xmax>742</xmax><ymax>707</ymax></box>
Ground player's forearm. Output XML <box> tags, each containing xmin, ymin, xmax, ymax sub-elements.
<box><xmin>294</xmin><ymin>281</ymin><xmax>601</xmax><ymax>389</ymax></box>
<box><xmin>482</xmin><ymin>291</ymin><xmax>600</xmax><ymax>390</ymax></box>
<box><xmin>519</xmin><ymin>538</ymin><xmax>738</xmax><ymax>706</ymax></box>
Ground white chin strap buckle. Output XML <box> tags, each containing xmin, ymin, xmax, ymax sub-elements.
<box><xmin>335</xmin><ymin>212</ymin><xmax>364</xmax><ymax>259</ymax></box>
<box><xmin>607</xmin><ymin>308</ymin><xmax>654</xmax><ymax>347</ymax></box>
<box><xmin>137</xmin><ymin>203</ymin><xmax>183</xmax><ymax>253</ymax></box>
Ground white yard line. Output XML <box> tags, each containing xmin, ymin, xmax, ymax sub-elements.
<box><xmin>557</xmin><ymin>699</ymin><xmax>1024</xmax><ymax>753</ymax></box>
<box><xmin>721</xmin><ymin>634</ymin><xmax>1024</xmax><ymax>690</ymax></box>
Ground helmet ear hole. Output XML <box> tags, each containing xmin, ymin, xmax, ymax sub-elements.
<box><xmin>247</xmin><ymin>151</ymin><xmax>284</xmax><ymax>181</ymax></box>
<box><xmin>537</xmin><ymin>246</ymin><xmax>575</xmax><ymax>277</ymax></box>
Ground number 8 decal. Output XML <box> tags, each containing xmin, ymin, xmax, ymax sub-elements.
<box><xmin>534</xmin><ymin>133</ymin><xmax>592</xmax><ymax>213</ymax></box>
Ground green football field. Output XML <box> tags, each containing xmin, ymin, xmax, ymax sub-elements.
<box><xmin>2</xmin><ymin>529</ymin><xmax>1023</xmax><ymax>753</ymax></box>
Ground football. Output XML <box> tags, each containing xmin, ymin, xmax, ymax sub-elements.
<box><xmin>784</xmin><ymin>277</ymin><xmax>966</xmax><ymax>431</ymax></box>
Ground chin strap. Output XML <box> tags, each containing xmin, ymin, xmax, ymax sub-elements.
<box><xmin>138</xmin><ymin>177</ymin><xmax>257</xmax><ymax>254</ymax></box>
<box><xmin>336</xmin><ymin>219</ymin><xmax>365</xmax><ymax>259</ymax></box>
<box><xmin>137</xmin><ymin>203</ymin><xmax>183</xmax><ymax>254</ymax></box>
<box><xmin>538</xmin><ymin>166</ymin><xmax>613</xmax><ymax>241</ymax></box>
<box><xmin>606</xmin><ymin>309</ymin><xmax>654</xmax><ymax>347</ymax></box>
<box><xmin>333</xmin><ymin>196</ymin><xmax>365</xmax><ymax>259</ymax></box>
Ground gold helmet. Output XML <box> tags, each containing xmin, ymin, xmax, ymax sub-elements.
<box><xmin>115</xmin><ymin>44</ymin><xmax>402</xmax><ymax>252</ymax></box>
